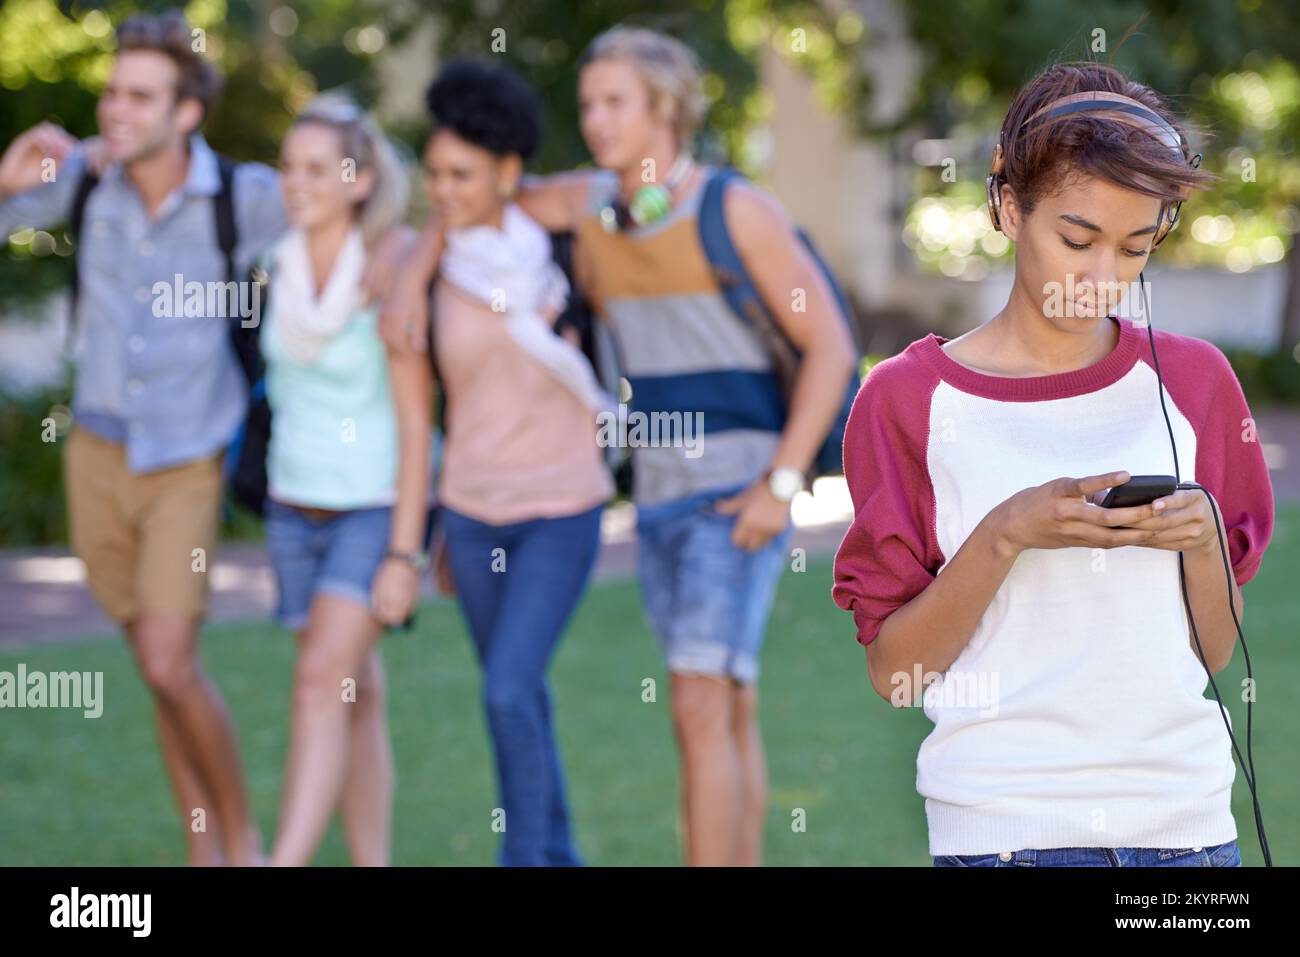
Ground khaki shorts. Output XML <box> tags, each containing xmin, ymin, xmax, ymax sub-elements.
<box><xmin>64</xmin><ymin>428</ymin><xmax>224</xmax><ymax>625</ymax></box>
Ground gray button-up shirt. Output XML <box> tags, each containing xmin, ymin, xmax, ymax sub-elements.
<box><xmin>0</xmin><ymin>134</ymin><xmax>287</xmax><ymax>472</ymax></box>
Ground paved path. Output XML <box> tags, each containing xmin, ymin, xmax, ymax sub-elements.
<box><xmin>3</xmin><ymin>406</ymin><xmax>1297</xmax><ymax>648</ymax></box>
<box><xmin>0</xmin><ymin>501</ymin><xmax>855</xmax><ymax>648</ymax></box>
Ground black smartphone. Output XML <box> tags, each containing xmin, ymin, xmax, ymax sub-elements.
<box><xmin>1099</xmin><ymin>474</ymin><xmax>1177</xmax><ymax>508</ymax></box>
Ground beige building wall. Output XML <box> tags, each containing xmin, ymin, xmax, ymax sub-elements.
<box><xmin>757</xmin><ymin>0</ymin><xmax>920</xmax><ymax>322</ymax></box>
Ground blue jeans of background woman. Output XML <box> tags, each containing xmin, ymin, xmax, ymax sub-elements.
<box><xmin>441</xmin><ymin>502</ymin><xmax>603</xmax><ymax>867</ymax></box>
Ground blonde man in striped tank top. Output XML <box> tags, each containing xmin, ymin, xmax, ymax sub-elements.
<box><xmin>384</xmin><ymin>29</ymin><xmax>858</xmax><ymax>866</ymax></box>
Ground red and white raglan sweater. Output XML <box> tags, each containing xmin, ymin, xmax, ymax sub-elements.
<box><xmin>832</xmin><ymin>317</ymin><xmax>1274</xmax><ymax>856</ymax></box>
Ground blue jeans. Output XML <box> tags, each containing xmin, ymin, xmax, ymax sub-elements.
<box><xmin>636</xmin><ymin>486</ymin><xmax>793</xmax><ymax>685</ymax></box>
<box><xmin>934</xmin><ymin>840</ymin><xmax>1242</xmax><ymax>867</ymax></box>
<box><xmin>440</xmin><ymin>503</ymin><xmax>603</xmax><ymax>867</ymax></box>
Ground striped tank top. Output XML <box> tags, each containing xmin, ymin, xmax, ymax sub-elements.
<box><xmin>576</xmin><ymin>168</ymin><xmax>783</xmax><ymax>511</ymax></box>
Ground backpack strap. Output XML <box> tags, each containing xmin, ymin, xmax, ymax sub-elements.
<box><xmin>698</xmin><ymin>168</ymin><xmax>777</xmax><ymax>338</ymax></box>
<box><xmin>698</xmin><ymin>167</ymin><xmax>858</xmax><ymax>348</ymax></box>
<box><xmin>213</xmin><ymin>155</ymin><xmax>238</xmax><ymax>284</ymax></box>
<box><xmin>697</xmin><ymin>168</ymin><xmax>801</xmax><ymax>390</ymax></box>
<box><xmin>65</xmin><ymin>169</ymin><xmax>101</xmax><ymax>350</ymax></box>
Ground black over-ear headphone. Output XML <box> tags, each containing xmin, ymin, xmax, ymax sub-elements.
<box><xmin>985</xmin><ymin>90</ymin><xmax>1202</xmax><ymax>246</ymax></box>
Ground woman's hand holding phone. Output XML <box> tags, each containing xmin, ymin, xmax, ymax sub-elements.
<box><xmin>1094</xmin><ymin>487</ymin><xmax>1219</xmax><ymax>554</ymax></box>
<box><xmin>989</xmin><ymin>471</ymin><xmax>1166</xmax><ymax>557</ymax></box>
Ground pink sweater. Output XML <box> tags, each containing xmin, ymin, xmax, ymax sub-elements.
<box><xmin>832</xmin><ymin>318</ymin><xmax>1274</xmax><ymax>855</ymax></box>
<box><xmin>435</xmin><ymin>280</ymin><xmax>613</xmax><ymax>524</ymax></box>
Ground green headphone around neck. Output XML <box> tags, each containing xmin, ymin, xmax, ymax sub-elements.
<box><xmin>599</xmin><ymin>153</ymin><xmax>695</xmax><ymax>233</ymax></box>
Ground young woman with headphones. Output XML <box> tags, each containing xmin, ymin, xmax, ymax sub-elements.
<box><xmin>833</xmin><ymin>61</ymin><xmax>1275</xmax><ymax>867</ymax></box>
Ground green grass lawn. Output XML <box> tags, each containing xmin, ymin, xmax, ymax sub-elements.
<box><xmin>1</xmin><ymin>507</ymin><xmax>1296</xmax><ymax>866</ymax></box>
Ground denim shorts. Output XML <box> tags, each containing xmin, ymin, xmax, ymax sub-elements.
<box><xmin>933</xmin><ymin>840</ymin><xmax>1242</xmax><ymax>867</ymax></box>
<box><xmin>264</xmin><ymin>499</ymin><xmax>392</xmax><ymax>631</ymax></box>
<box><xmin>636</xmin><ymin>486</ymin><xmax>794</xmax><ymax>685</ymax></box>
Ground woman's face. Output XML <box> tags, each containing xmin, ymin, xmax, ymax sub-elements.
<box><xmin>1001</xmin><ymin>173</ymin><xmax>1164</xmax><ymax>331</ymax></box>
<box><xmin>280</xmin><ymin>122</ymin><xmax>372</xmax><ymax>232</ymax></box>
<box><xmin>423</xmin><ymin>128</ymin><xmax>517</xmax><ymax>230</ymax></box>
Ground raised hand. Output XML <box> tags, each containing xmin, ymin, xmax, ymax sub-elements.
<box><xmin>0</xmin><ymin>123</ymin><xmax>79</xmax><ymax>200</ymax></box>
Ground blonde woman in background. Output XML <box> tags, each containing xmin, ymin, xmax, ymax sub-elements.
<box><xmin>259</xmin><ymin>95</ymin><xmax>417</xmax><ymax>866</ymax></box>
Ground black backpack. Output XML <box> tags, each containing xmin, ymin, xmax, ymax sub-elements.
<box><xmin>549</xmin><ymin>230</ymin><xmax>632</xmax><ymax>496</ymax></box>
<box><xmin>226</xmin><ymin>262</ymin><xmax>271</xmax><ymax>516</ymax></box>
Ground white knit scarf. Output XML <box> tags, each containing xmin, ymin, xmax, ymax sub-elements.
<box><xmin>272</xmin><ymin>226</ymin><xmax>366</xmax><ymax>364</ymax></box>
<box><xmin>440</xmin><ymin>203</ymin><xmax>613</xmax><ymax>413</ymax></box>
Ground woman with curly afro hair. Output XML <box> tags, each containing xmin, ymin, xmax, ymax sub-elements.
<box><xmin>377</xmin><ymin>59</ymin><xmax>613</xmax><ymax>867</ymax></box>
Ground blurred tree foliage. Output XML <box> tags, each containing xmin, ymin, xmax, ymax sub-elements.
<box><xmin>0</xmin><ymin>0</ymin><xmax>423</xmax><ymax>314</ymax></box>
<box><xmin>0</xmin><ymin>380</ymin><xmax>72</xmax><ymax>546</ymax></box>
<box><xmin>890</xmin><ymin>0</ymin><xmax>1300</xmax><ymax>349</ymax></box>
<box><xmin>424</xmin><ymin>0</ymin><xmax>758</xmax><ymax>173</ymax></box>
<box><xmin>0</xmin><ymin>0</ymin><xmax>866</xmax><ymax>317</ymax></box>
<box><xmin>4</xmin><ymin>0</ymin><xmax>1297</xmax><ymax>334</ymax></box>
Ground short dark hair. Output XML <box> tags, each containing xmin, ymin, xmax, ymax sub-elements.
<box><xmin>424</xmin><ymin>59</ymin><xmax>542</xmax><ymax>160</ymax></box>
<box><xmin>998</xmin><ymin>62</ymin><xmax>1215</xmax><ymax>215</ymax></box>
<box><xmin>116</xmin><ymin>10</ymin><xmax>223</xmax><ymax>121</ymax></box>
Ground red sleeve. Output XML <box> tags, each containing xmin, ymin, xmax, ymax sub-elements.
<box><xmin>832</xmin><ymin>347</ymin><xmax>946</xmax><ymax>646</ymax></box>
<box><xmin>1141</xmin><ymin>329</ymin><xmax>1275</xmax><ymax>586</ymax></box>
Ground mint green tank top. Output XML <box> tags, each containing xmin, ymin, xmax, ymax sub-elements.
<box><xmin>261</xmin><ymin>304</ymin><xmax>397</xmax><ymax>510</ymax></box>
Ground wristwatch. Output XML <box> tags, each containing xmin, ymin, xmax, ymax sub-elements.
<box><xmin>385</xmin><ymin>548</ymin><xmax>429</xmax><ymax>573</ymax></box>
<box><xmin>766</xmin><ymin>466</ymin><xmax>803</xmax><ymax>504</ymax></box>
